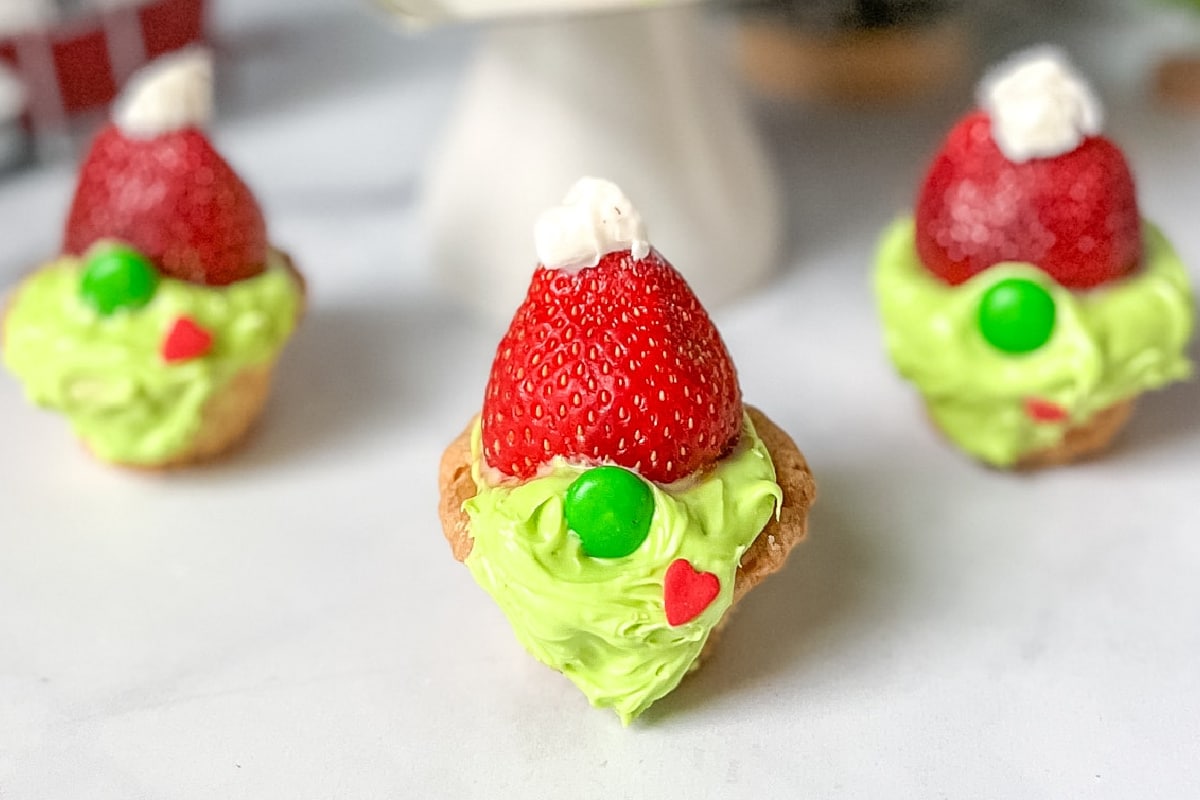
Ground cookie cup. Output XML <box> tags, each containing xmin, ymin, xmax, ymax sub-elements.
<box><xmin>2</xmin><ymin>250</ymin><xmax>305</xmax><ymax>469</ymax></box>
<box><xmin>438</xmin><ymin>405</ymin><xmax>816</xmax><ymax>667</ymax></box>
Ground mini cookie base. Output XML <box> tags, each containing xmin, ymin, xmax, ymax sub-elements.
<box><xmin>737</xmin><ymin>17</ymin><xmax>968</xmax><ymax>104</ymax></box>
<box><xmin>104</xmin><ymin>361</ymin><xmax>277</xmax><ymax>470</ymax></box>
<box><xmin>437</xmin><ymin>405</ymin><xmax>816</xmax><ymax>667</ymax></box>
<box><xmin>923</xmin><ymin>398</ymin><xmax>1136</xmax><ymax>470</ymax></box>
<box><xmin>117</xmin><ymin>252</ymin><xmax>306</xmax><ymax>470</ymax></box>
<box><xmin>5</xmin><ymin>250</ymin><xmax>306</xmax><ymax>471</ymax></box>
<box><xmin>1015</xmin><ymin>399</ymin><xmax>1135</xmax><ymax>470</ymax></box>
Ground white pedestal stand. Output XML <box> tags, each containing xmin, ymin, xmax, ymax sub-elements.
<box><xmin>423</xmin><ymin>5</ymin><xmax>782</xmax><ymax>319</ymax></box>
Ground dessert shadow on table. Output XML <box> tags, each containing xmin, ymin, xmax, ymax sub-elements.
<box><xmin>231</xmin><ymin>297</ymin><xmax>487</xmax><ymax>467</ymax></box>
<box><xmin>640</xmin><ymin>458</ymin><xmax>907</xmax><ymax>723</ymax></box>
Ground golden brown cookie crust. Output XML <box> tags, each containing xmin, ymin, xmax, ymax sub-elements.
<box><xmin>1015</xmin><ymin>398</ymin><xmax>1135</xmax><ymax>470</ymax></box>
<box><xmin>115</xmin><ymin>361</ymin><xmax>277</xmax><ymax>470</ymax></box>
<box><xmin>123</xmin><ymin>251</ymin><xmax>306</xmax><ymax>469</ymax></box>
<box><xmin>922</xmin><ymin>398</ymin><xmax>1136</xmax><ymax>471</ymax></box>
<box><xmin>436</xmin><ymin>405</ymin><xmax>816</xmax><ymax>600</ymax></box>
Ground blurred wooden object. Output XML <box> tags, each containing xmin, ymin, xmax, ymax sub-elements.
<box><xmin>1155</xmin><ymin>53</ymin><xmax>1200</xmax><ymax>111</ymax></box>
<box><xmin>738</xmin><ymin>15</ymin><xmax>968</xmax><ymax>104</ymax></box>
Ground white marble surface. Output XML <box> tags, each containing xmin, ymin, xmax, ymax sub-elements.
<box><xmin>2</xmin><ymin>1</ymin><xmax>1199</xmax><ymax>798</ymax></box>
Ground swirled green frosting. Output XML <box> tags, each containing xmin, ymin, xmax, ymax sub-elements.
<box><xmin>875</xmin><ymin>219</ymin><xmax>1194</xmax><ymax>466</ymax></box>
<box><xmin>3</xmin><ymin>250</ymin><xmax>301</xmax><ymax>465</ymax></box>
<box><xmin>463</xmin><ymin>412</ymin><xmax>781</xmax><ymax>724</ymax></box>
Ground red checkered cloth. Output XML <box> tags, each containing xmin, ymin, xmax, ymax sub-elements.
<box><xmin>0</xmin><ymin>0</ymin><xmax>206</xmax><ymax>123</ymax></box>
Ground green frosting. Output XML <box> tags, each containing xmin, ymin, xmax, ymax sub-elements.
<box><xmin>875</xmin><ymin>219</ymin><xmax>1194</xmax><ymax>466</ymax></box>
<box><xmin>3</xmin><ymin>250</ymin><xmax>301</xmax><ymax>465</ymax></box>
<box><xmin>463</xmin><ymin>412</ymin><xmax>781</xmax><ymax>724</ymax></box>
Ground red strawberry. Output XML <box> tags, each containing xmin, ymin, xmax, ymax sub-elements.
<box><xmin>914</xmin><ymin>110</ymin><xmax>1141</xmax><ymax>289</ymax></box>
<box><xmin>64</xmin><ymin>123</ymin><xmax>267</xmax><ymax>287</ymax></box>
<box><xmin>481</xmin><ymin>249</ymin><xmax>742</xmax><ymax>484</ymax></box>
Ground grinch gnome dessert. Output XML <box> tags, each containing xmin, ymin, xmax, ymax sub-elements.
<box><xmin>875</xmin><ymin>47</ymin><xmax>1194</xmax><ymax>468</ymax></box>
<box><xmin>3</xmin><ymin>50</ymin><xmax>303</xmax><ymax>468</ymax></box>
<box><xmin>438</xmin><ymin>178</ymin><xmax>815</xmax><ymax>724</ymax></box>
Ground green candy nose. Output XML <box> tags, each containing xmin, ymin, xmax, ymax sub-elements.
<box><xmin>978</xmin><ymin>277</ymin><xmax>1057</xmax><ymax>354</ymax></box>
<box><xmin>80</xmin><ymin>244</ymin><xmax>160</xmax><ymax>315</ymax></box>
<box><xmin>564</xmin><ymin>466</ymin><xmax>655</xmax><ymax>559</ymax></box>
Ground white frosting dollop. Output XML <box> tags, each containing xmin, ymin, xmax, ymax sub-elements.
<box><xmin>978</xmin><ymin>46</ymin><xmax>1103</xmax><ymax>163</ymax></box>
<box><xmin>533</xmin><ymin>177</ymin><xmax>650</xmax><ymax>272</ymax></box>
<box><xmin>114</xmin><ymin>48</ymin><xmax>213</xmax><ymax>138</ymax></box>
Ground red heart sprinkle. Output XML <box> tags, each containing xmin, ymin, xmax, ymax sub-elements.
<box><xmin>1024</xmin><ymin>397</ymin><xmax>1069</xmax><ymax>424</ymax></box>
<box><xmin>663</xmin><ymin>558</ymin><xmax>720</xmax><ymax>626</ymax></box>
<box><xmin>161</xmin><ymin>315</ymin><xmax>213</xmax><ymax>363</ymax></box>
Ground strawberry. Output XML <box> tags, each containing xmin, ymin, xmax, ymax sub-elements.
<box><xmin>481</xmin><ymin>248</ymin><xmax>742</xmax><ymax>484</ymax></box>
<box><xmin>64</xmin><ymin>123</ymin><xmax>267</xmax><ymax>287</ymax></box>
<box><xmin>914</xmin><ymin>110</ymin><xmax>1142</xmax><ymax>289</ymax></box>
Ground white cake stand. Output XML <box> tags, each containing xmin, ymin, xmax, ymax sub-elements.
<box><xmin>421</xmin><ymin>5</ymin><xmax>783</xmax><ymax>319</ymax></box>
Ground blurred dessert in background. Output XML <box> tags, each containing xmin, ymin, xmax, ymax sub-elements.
<box><xmin>3</xmin><ymin>50</ymin><xmax>305</xmax><ymax>468</ymax></box>
<box><xmin>874</xmin><ymin>47</ymin><xmax>1194</xmax><ymax>468</ymax></box>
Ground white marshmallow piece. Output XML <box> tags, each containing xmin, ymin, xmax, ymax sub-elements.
<box><xmin>978</xmin><ymin>46</ymin><xmax>1103</xmax><ymax>163</ymax></box>
<box><xmin>533</xmin><ymin>177</ymin><xmax>650</xmax><ymax>272</ymax></box>
<box><xmin>114</xmin><ymin>48</ymin><xmax>213</xmax><ymax>138</ymax></box>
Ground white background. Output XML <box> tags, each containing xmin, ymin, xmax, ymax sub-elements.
<box><xmin>2</xmin><ymin>0</ymin><xmax>1199</xmax><ymax>797</ymax></box>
